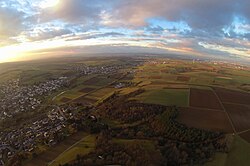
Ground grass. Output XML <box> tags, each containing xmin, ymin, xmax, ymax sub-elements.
<box><xmin>206</xmin><ymin>135</ymin><xmax>250</xmax><ymax>166</ymax></box>
<box><xmin>135</xmin><ymin>61</ymin><xmax>250</xmax><ymax>91</ymax></box>
<box><xmin>54</xmin><ymin>76</ymin><xmax>117</xmax><ymax>104</ymax></box>
<box><xmin>0</xmin><ymin>70</ymin><xmax>21</xmax><ymax>83</ymax></box>
<box><xmin>83</xmin><ymin>76</ymin><xmax>116</xmax><ymax>86</ymax></box>
<box><xmin>137</xmin><ymin>80</ymin><xmax>152</xmax><ymax>87</ymax></box>
<box><xmin>119</xmin><ymin>87</ymin><xmax>139</xmax><ymax>95</ymax></box>
<box><xmin>205</xmin><ymin>153</ymin><xmax>228</xmax><ymax>166</ymax></box>
<box><xmin>49</xmin><ymin>135</ymin><xmax>96</xmax><ymax>166</ymax></box>
<box><xmin>74</xmin><ymin>75</ymin><xmax>96</xmax><ymax>85</ymax></box>
<box><xmin>53</xmin><ymin>77</ymin><xmax>102</xmax><ymax>104</ymax></box>
<box><xmin>134</xmin><ymin>88</ymin><xmax>189</xmax><ymax>107</ymax></box>
<box><xmin>25</xmin><ymin>132</ymin><xmax>87</xmax><ymax>166</ymax></box>
<box><xmin>89</xmin><ymin>87</ymin><xmax>116</xmax><ymax>99</ymax></box>
<box><xmin>54</xmin><ymin>91</ymin><xmax>83</xmax><ymax>104</ymax></box>
<box><xmin>225</xmin><ymin>135</ymin><xmax>250</xmax><ymax>166</ymax></box>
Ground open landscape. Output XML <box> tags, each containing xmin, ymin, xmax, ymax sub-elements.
<box><xmin>0</xmin><ymin>56</ymin><xmax>249</xmax><ymax>166</ymax></box>
<box><xmin>1</xmin><ymin>0</ymin><xmax>250</xmax><ymax>165</ymax></box>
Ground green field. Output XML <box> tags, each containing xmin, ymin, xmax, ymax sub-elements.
<box><xmin>88</xmin><ymin>87</ymin><xmax>116</xmax><ymax>99</ymax></box>
<box><xmin>206</xmin><ymin>135</ymin><xmax>250</xmax><ymax>166</ymax></box>
<box><xmin>134</xmin><ymin>60</ymin><xmax>250</xmax><ymax>91</ymax></box>
<box><xmin>53</xmin><ymin>76</ymin><xmax>99</xmax><ymax>104</ymax></box>
<box><xmin>133</xmin><ymin>88</ymin><xmax>190</xmax><ymax>107</ymax></box>
<box><xmin>54</xmin><ymin>91</ymin><xmax>83</xmax><ymax>104</ymax></box>
<box><xmin>0</xmin><ymin>70</ymin><xmax>21</xmax><ymax>83</ymax></box>
<box><xmin>49</xmin><ymin>135</ymin><xmax>96</xmax><ymax>166</ymax></box>
<box><xmin>82</xmin><ymin>76</ymin><xmax>116</xmax><ymax>86</ymax></box>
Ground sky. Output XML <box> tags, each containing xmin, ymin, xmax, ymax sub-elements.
<box><xmin>0</xmin><ymin>0</ymin><xmax>250</xmax><ymax>62</ymax></box>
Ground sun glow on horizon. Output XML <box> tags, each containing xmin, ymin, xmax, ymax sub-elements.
<box><xmin>0</xmin><ymin>36</ymin><xmax>195</xmax><ymax>63</ymax></box>
<box><xmin>0</xmin><ymin>39</ymin><xmax>67</xmax><ymax>63</ymax></box>
<box><xmin>0</xmin><ymin>46</ymin><xmax>22</xmax><ymax>63</ymax></box>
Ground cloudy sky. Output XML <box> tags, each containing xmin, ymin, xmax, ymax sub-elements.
<box><xmin>0</xmin><ymin>0</ymin><xmax>250</xmax><ymax>62</ymax></box>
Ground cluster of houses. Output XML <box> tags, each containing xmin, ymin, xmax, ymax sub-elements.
<box><xmin>67</xmin><ymin>60</ymin><xmax>143</xmax><ymax>76</ymax></box>
<box><xmin>0</xmin><ymin>60</ymin><xmax>145</xmax><ymax>165</ymax></box>
<box><xmin>0</xmin><ymin>77</ymin><xmax>68</xmax><ymax>120</ymax></box>
<box><xmin>67</xmin><ymin>64</ymin><xmax>126</xmax><ymax>75</ymax></box>
<box><xmin>0</xmin><ymin>105</ymin><xmax>78</xmax><ymax>165</ymax></box>
<box><xmin>114</xmin><ymin>82</ymin><xmax>134</xmax><ymax>89</ymax></box>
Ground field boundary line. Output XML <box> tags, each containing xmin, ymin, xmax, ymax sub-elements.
<box><xmin>188</xmin><ymin>88</ymin><xmax>191</xmax><ymax>107</ymax></box>
<box><xmin>188</xmin><ymin>106</ymin><xmax>225</xmax><ymax>113</ymax></box>
<box><xmin>188</xmin><ymin>88</ymin><xmax>190</xmax><ymax>107</ymax></box>
<box><xmin>47</xmin><ymin>135</ymin><xmax>89</xmax><ymax>166</ymax></box>
<box><xmin>212</xmin><ymin>89</ymin><xmax>237</xmax><ymax>133</ymax></box>
<box><xmin>237</xmin><ymin>128</ymin><xmax>250</xmax><ymax>135</ymax></box>
<box><xmin>52</xmin><ymin>91</ymin><xmax>67</xmax><ymax>101</ymax></box>
<box><xmin>222</xmin><ymin>102</ymin><xmax>250</xmax><ymax>107</ymax></box>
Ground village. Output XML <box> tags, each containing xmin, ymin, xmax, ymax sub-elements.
<box><xmin>0</xmin><ymin>77</ymin><xmax>68</xmax><ymax>120</ymax></box>
<box><xmin>0</xmin><ymin>103</ymin><xmax>97</xmax><ymax>166</ymax></box>
<box><xmin>67</xmin><ymin>62</ymin><xmax>140</xmax><ymax>76</ymax></box>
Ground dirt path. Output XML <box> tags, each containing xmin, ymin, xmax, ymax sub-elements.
<box><xmin>188</xmin><ymin>106</ymin><xmax>225</xmax><ymax>113</ymax></box>
<box><xmin>237</xmin><ymin>128</ymin><xmax>250</xmax><ymax>135</ymax></box>
<box><xmin>212</xmin><ymin>89</ymin><xmax>237</xmax><ymax>133</ymax></box>
<box><xmin>48</xmin><ymin>134</ymin><xmax>90</xmax><ymax>166</ymax></box>
<box><xmin>24</xmin><ymin>132</ymin><xmax>86</xmax><ymax>166</ymax></box>
<box><xmin>52</xmin><ymin>91</ymin><xmax>67</xmax><ymax>101</ymax></box>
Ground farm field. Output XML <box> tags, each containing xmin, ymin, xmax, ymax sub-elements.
<box><xmin>206</xmin><ymin>136</ymin><xmax>250</xmax><ymax>166</ymax></box>
<box><xmin>177</xmin><ymin>107</ymin><xmax>233</xmax><ymax>133</ymax></box>
<box><xmin>225</xmin><ymin>136</ymin><xmax>250</xmax><ymax>166</ymax></box>
<box><xmin>239</xmin><ymin>131</ymin><xmax>250</xmax><ymax>143</ymax></box>
<box><xmin>25</xmin><ymin>132</ymin><xmax>87</xmax><ymax>166</ymax></box>
<box><xmin>53</xmin><ymin>75</ymin><xmax>119</xmax><ymax>104</ymax></box>
<box><xmin>131</xmin><ymin>60</ymin><xmax>250</xmax><ymax>142</ymax></box>
<box><xmin>223</xmin><ymin>103</ymin><xmax>250</xmax><ymax>132</ymax></box>
<box><xmin>0</xmin><ymin>70</ymin><xmax>22</xmax><ymax>83</ymax></box>
<box><xmin>213</xmin><ymin>87</ymin><xmax>250</xmax><ymax>105</ymax></box>
<box><xmin>133</xmin><ymin>88</ymin><xmax>189</xmax><ymax>107</ymax></box>
<box><xmin>49</xmin><ymin>135</ymin><xmax>96</xmax><ymax>166</ymax></box>
<box><xmin>55</xmin><ymin>91</ymin><xmax>84</xmax><ymax>104</ymax></box>
<box><xmin>88</xmin><ymin>87</ymin><xmax>117</xmax><ymax>99</ymax></box>
<box><xmin>82</xmin><ymin>76</ymin><xmax>116</xmax><ymax>86</ymax></box>
<box><xmin>176</xmin><ymin>75</ymin><xmax>191</xmax><ymax>82</ymax></box>
<box><xmin>72</xmin><ymin>96</ymin><xmax>98</xmax><ymax>105</ymax></box>
<box><xmin>79</xmin><ymin>87</ymin><xmax>96</xmax><ymax>93</ymax></box>
<box><xmin>189</xmin><ymin>88</ymin><xmax>223</xmax><ymax>110</ymax></box>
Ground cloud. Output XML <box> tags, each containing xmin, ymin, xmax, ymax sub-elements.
<box><xmin>107</xmin><ymin>0</ymin><xmax>246</xmax><ymax>33</ymax></box>
<box><xmin>146</xmin><ymin>26</ymin><xmax>165</xmax><ymax>34</ymax></box>
<box><xmin>40</xmin><ymin>0</ymin><xmax>105</xmax><ymax>24</ymax></box>
<box><xmin>24</xmin><ymin>28</ymin><xmax>73</xmax><ymax>41</ymax></box>
<box><xmin>0</xmin><ymin>0</ymin><xmax>250</xmax><ymax>62</ymax></box>
<box><xmin>37</xmin><ymin>0</ymin><xmax>250</xmax><ymax>38</ymax></box>
<box><xmin>0</xmin><ymin>6</ymin><xmax>25</xmax><ymax>42</ymax></box>
<box><xmin>64</xmin><ymin>31</ymin><xmax>125</xmax><ymax>41</ymax></box>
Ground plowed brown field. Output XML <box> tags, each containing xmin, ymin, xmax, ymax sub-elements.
<box><xmin>190</xmin><ymin>88</ymin><xmax>223</xmax><ymax>110</ymax></box>
<box><xmin>177</xmin><ymin>107</ymin><xmax>233</xmax><ymax>133</ymax></box>
<box><xmin>213</xmin><ymin>87</ymin><xmax>250</xmax><ymax>105</ymax></box>
<box><xmin>223</xmin><ymin>103</ymin><xmax>250</xmax><ymax>132</ymax></box>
